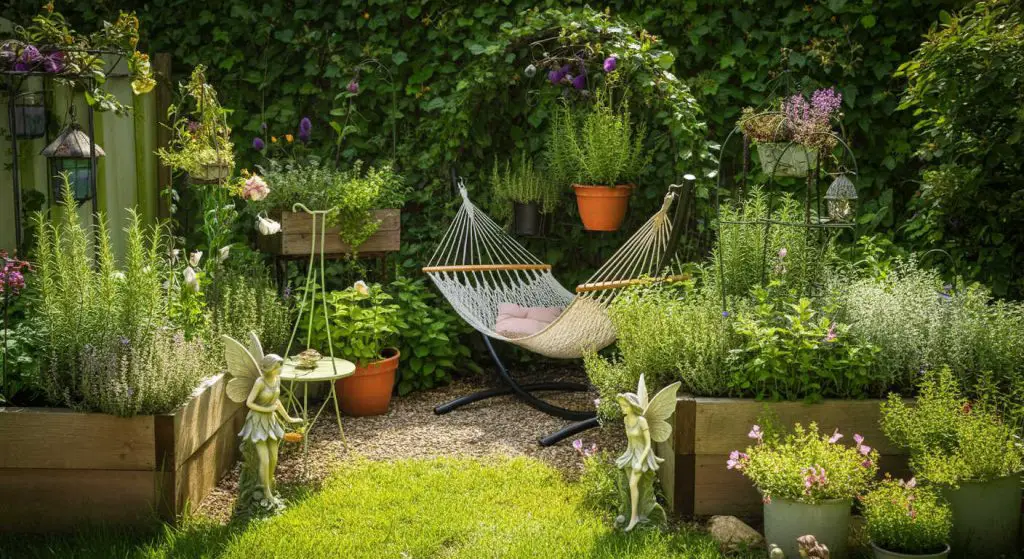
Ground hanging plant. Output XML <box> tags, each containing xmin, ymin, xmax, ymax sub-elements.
<box><xmin>156</xmin><ymin>65</ymin><xmax>235</xmax><ymax>181</ymax></box>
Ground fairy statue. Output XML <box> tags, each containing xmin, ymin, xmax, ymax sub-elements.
<box><xmin>223</xmin><ymin>332</ymin><xmax>302</xmax><ymax>520</ymax></box>
<box><xmin>614</xmin><ymin>374</ymin><xmax>681</xmax><ymax>531</ymax></box>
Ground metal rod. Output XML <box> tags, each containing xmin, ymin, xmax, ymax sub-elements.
<box><xmin>87</xmin><ymin>99</ymin><xmax>98</xmax><ymax>216</ymax></box>
<box><xmin>8</xmin><ymin>83</ymin><xmax>23</xmax><ymax>250</ymax></box>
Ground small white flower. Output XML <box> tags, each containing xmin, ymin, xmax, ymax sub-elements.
<box><xmin>189</xmin><ymin>250</ymin><xmax>203</xmax><ymax>267</ymax></box>
<box><xmin>169</xmin><ymin>248</ymin><xmax>180</xmax><ymax>264</ymax></box>
<box><xmin>218</xmin><ymin>245</ymin><xmax>231</xmax><ymax>263</ymax></box>
<box><xmin>183</xmin><ymin>266</ymin><xmax>199</xmax><ymax>292</ymax></box>
<box><xmin>353</xmin><ymin>280</ymin><xmax>369</xmax><ymax>296</ymax></box>
<box><xmin>256</xmin><ymin>215</ymin><xmax>281</xmax><ymax>236</ymax></box>
<box><xmin>110</xmin><ymin>271</ymin><xmax>125</xmax><ymax>281</ymax></box>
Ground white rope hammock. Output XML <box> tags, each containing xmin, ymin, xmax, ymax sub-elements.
<box><xmin>424</xmin><ymin>180</ymin><xmax>686</xmax><ymax>359</ymax></box>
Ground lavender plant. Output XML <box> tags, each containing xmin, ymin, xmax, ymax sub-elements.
<box><xmin>738</xmin><ymin>87</ymin><xmax>842</xmax><ymax>150</ymax></box>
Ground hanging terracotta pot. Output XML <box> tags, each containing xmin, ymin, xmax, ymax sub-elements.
<box><xmin>335</xmin><ymin>347</ymin><xmax>399</xmax><ymax>416</ymax></box>
<box><xmin>513</xmin><ymin>201</ymin><xmax>541</xmax><ymax>236</ymax></box>
<box><xmin>573</xmin><ymin>184</ymin><xmax>632</xmax><ymax>232</ymax></box>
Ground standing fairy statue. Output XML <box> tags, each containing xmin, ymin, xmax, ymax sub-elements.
<box><xmin>224</xmin><ymin>332</ymin><xmax>302</xmax><ymax>520</ymax></box>
<box><xmin>614</xmin><ymin>374</ymin><xmax>681</xmax><ymax>531</ymax></box>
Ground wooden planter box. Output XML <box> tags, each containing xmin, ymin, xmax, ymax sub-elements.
<box><xmin>0</xmin><ymin>374</ymin><xmax>244</xmax><ymax>532</ymax></box>
<box><xmin>257</xmin><ymin>209</ymin><xmax>401</xmax><ymax>256</ymax></box>
<box><xmin>656</xmin><ymin>396</ymin><xmax>909</xmax><ymax>519</ymax></box>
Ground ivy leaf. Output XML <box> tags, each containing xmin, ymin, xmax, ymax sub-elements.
<box><xmin>392</xmin><ymin>51</ymin><xmax>408</xmax><ymax>65</ymax></box>
<box><xmin>860</xmin><ymin>15</ymin><xmax>876</xmax><ymax>29</ymax></box>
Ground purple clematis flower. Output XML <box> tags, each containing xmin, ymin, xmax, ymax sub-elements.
<box><xmin>42</xmin><ymin>51</ymin><xmax>64</xmax><ymax>73</ymax></box>
<box><xmin>19</xmin><ymin>45</ymin><xmax>41</xmax><ymax>64</ymax></box>
<box><xmin>603</xmin><ymin>56</ymin><xmax>617</xmax><ymax>73</ymax></box>
<box><xmin>252</xmin><ymin>137</ymin><xmax>265</xmax><ymax>151</ymax></box>
<box><xmin>571</xmin><ymin>74</ymin><xmax>587</xmax><ymax>90</ymax></box>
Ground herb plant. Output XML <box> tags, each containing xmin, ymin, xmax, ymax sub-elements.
<box><xmin>297</xmin><ymin>281</ymin><xmax>400</xmax><ymax>366</ymax></box>
<box><xmin>738</xmin><ymin>88</ymin><xmax>842</xmax><ymax>151</ymax></box>
<box><xmin>880</xmin><ymin>367</ymin><xmax>1024</xmax><ymax>487</ymax></box>
<box><xmin>489</xmin><ymin>153</ymin><xmax>560</xmax><ymax>226</ymax></box>
<box><xmin>156</xmin><ymin>65</ymin><xmax>235</xmax><ymax>178</ymax></box>
<box><xmin>729</xmin><ymin>422</ymin><xmax>878</xmax><ymax>504</ymax></box>
<box><xmin>861</xmin><ymin>478</ymin><xmax>952</xmax><ymax>555</ymax></box>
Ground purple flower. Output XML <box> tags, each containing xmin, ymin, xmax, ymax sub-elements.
<box><xmin>603</xmin><ymin>56</ymin><xmax>617</xmax><ymax>73</ymax></box>
<box><xmin>778</xmin><ymin>247</ymin><xmax>788</xmax><ymax>259</ymax></box>
<box><xmin>252</xmin><ymin>137</ymin><xmax>265</xmax><ymax>151</ymax></box>
<box><xmin>187</xmin><ymin>120</ymin><xmax>200</xmax><ymax>134</ymax></box>
<box><xmin>347</xmin><ymin>79</ymin><xmax>359</xmax><ymax>94</ymax></box>
<box><xmin>13</xmin><ymin>61</ymin><xmax>28</xmax><ymax>72</ymax></box>
<box><xmin>298</xmin><ymin>129</ymin><xmax>310</xmax><ymax>143</ymax></box>
<box><xmin>726</xmin><ymin>450</ymin><xmax>748</xmax><ymax>470</ymax></box>
<box><xmin>572</xmin><ymin>439</ymin><xmax>583</xmax><ymax>451</ymax></box>
<box><xmin>828</xmin><ymin>428</ymin><xmax>843</xmax><ymax>443</ymax></box>
<box><xmin>859</xmin><ymin>444</ymin><xmax>872</xmax><ymax>456</ymax></box>
<box><xmin>748</xmin><ymin>425</ymin><xmax>763</xmax><ymax>443</ymax></box>
<box><xmin>571</xmin><ymin>74</ymin><xmax>587</xmax><ymax>90</ymax></box>
<box><xmin>19</xmin><ymin>45</ymin><xmax>41</xmax><ymax>64</ymax></box>
<box><xmin>547</xmin><ymin>69</ymin><xmax>562</xmax><ymax>85</ymax></box>
<box><xmin>853</xmin><ymin>433</ymin><xmax>864</xmax><ymax>445</ymax></box>
<box><xmin>42</xmin><ymin>51</ymin><xmax>64</xmax><ymax>73</ymax></box>
<box><xmin>825</xmin><ymin>322</ymin><xmax>838</xmax><ymax>342</ymax></box>
<box><xmin>722</xmin><ymin>310</ymin><xmax>730</xmax><ymax>318</ymax></box>
<box><xmin>861</xmin><ymin>459</ymin><xmax>873</xmax><ymax>469</ymax></box>
<box><xmin>299</xmin><ymin>117</ymin><xmax>312</xmax><ymax>133</ymax></box>
<box><xmin>119</xmin><ymin>336</ymin><xmax>131</xmax><ymax>347</ymax></box>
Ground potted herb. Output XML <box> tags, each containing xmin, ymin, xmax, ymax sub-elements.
<box><xmin>880</xmin><ymin>368</ymin><xmax>1023</xmax><ymax>557</ymax></box>
<box><xmin>547</xmin><ymin>88</ymin><xmax>647</xmax><ymax>232</ymax></box>
<box><xmin>156</xmin><ymin>65</ymin><xmax>235</xmax><ymax>183</ymax></box>
<box><xmin>862</xmin><ymin>477</ymin><xmax>953</xmax><ymax>559</ymax></box>
<box><xmin>490</xmin><ymin>153</ymin><xmax>559</xmax><ymax>236</ymax></box>
<box><xmin>738</xmin><ymin>88</ymin><xmax>842</xmax><ymax>178</ymax></box>
<box><xmin>729</xmin><ymin>421</ymin><xmax>878</xmax><ymax>558</ymax></box>
<box><xmin>315</xmin><ymin>281</ymin><xmax>401</xmax><ymax>416</ymax></box>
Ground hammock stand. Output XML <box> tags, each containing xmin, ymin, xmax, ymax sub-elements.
<box><xmin>424</xmin><ymin>176</ymin><xmax>692</xmax><ymax>446</ymax></box>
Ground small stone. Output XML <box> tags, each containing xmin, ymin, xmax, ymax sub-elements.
<box><xmin>708</xmin><ymin>515</ymin><xmax>764</xmax><ymax>551</ymax></box>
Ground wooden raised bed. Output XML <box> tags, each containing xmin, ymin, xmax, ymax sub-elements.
<box><xmin>656</xmin><ymin>396</ymin><xmax>909</xmax><ymax>519</ymax></box>
<box><xmin>257</xmin><ymin>209</ymin><xmax>401</xmax><ymax>256</ymax></box>
<box><xmin>0</xmin><ymin>374</ymin><xmax>243</xmax><ymax>532</ymax></box>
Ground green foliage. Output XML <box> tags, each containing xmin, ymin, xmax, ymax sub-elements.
<box><xmin>549</xmin><ymin>88</ymin><xmax>649</xmax><ymax>187</ymax></box>
<box><xmin>296</xmin><ymin>282</ymin><xmax>400</xmax><ymax>366</ymax></box>
<box><xmin>33</xmin><ymin>177</ymin><xmax>213</xmax><ymax>416</ymax></box>
<box><xmin>727</xmin><ymin>281</ymin><xmax>879</xmax><ymax>401</ymax></box>
<box><xmin>0</xmin><ymin>318</ymin><xmax>42</xmax><ymax>405</ymax></box>
<box><xmin>489</xmin><ymin>152</ymin><xmax>559</xmax><ymax>226</ymax></box>
<box><xmin>208</xmin><ymin>261</ymin><xmax>293</xmax><ymax>356</ymax></box>
<box><xmin>861</xmin><ymin>478</ymin><xmax>952</xmax><ymax>555</ymax></box>
<box><xmin>732</xmin><ymin>422</ymin><xmax>879</xmax><ymax>504</ymax></box>
<box><xmin>388</xmin><ymin>277</ymin><xmax>478</xmax><ymax>395</ymax></box>
<box><xmin>880</xmin><ymin>367</ymin><xmax>1024</xmax><ymax>486</ymax></box>
<box><xmin>897</xmin><ymin>0</ymin><xmax>1024</xmax><ymax>297</ymax></box>
<box><xmin>255</xmin><ymin>159</ymin><xmax>406</xmax><ymax>250</ymax></box>
<box><xmin>156</xmin><ymin>65</ymin><xmax>235</xmax><ymax>177</ymax></box>
<box><xmin>579</xmin><ymin>450</ymin><xmax>621</xmax><ymax>514</ymax></box>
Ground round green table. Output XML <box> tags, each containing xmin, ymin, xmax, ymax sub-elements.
<box><xmin>280</xmin><ymin>357</ymin><xmax>355</xmax><ymax>451</ymax></box>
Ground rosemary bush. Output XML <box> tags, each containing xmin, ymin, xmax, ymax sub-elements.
<box><xmin>489</xmin><ymin>152</ymin><xmax>560</xmax><ymax>226</ymax></box>
<box><xmin>34</xmin><ymin>177</ymin><xmax>213</xmax><ymax>416</ymax></box>
<box><xmin>862</xmin><ymin>478</ymin><xmax>952</xmax><ymax>555</ymax></box>
<box><xmin>208</xmin><ymin>264</ymin><xmax>292</xmax><ymax>356</ymax></box>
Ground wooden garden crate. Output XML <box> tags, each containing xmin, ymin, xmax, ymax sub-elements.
<box><xmin>0</xmin><ymin>374</ymin><xmax>244</xmax><ymax>532</ymax></box>
<box><xmin>257</xmin><ymin>209</ymin><xmax>401</xmax><ymax>256</ymax></box>
<box><xmin>656</xmin><ymin>396</ymin><xmax>909</xmax><ymax>519</ymax></box>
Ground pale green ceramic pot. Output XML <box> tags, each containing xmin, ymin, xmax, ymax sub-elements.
<box><xmin>763</xmin><ymin>497</ymin><xmax>851</xmax><ymax>559</ymax></box>
<box><xmin>940</xmin><ymin>473</ymin><xmax>1021</xmax><ymax>558</ymax></box>
<box><xmin>871</xmin><ymin>542</ymin><xmax>950</xmax><ymax>559</ymax></box>
<box><xmin>755</xmin><ymin>142</ymin><xmax>818</xmax><ymax>178</ymax></box>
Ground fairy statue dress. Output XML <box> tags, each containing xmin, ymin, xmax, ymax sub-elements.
<box><xmin>615</xmin><ymin>374</ymin><xmax>681</xmax><ymax>531</ymax></box>
<box><xmin>223</xmin><ymin>332</ymin><xmax>302</xmax><ymax>519</ymax></box>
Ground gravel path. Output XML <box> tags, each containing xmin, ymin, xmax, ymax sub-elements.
<box><xmin>197</xmin><ymin>366</ymin><xmax>625</xmax><ymax>523</ymax></box>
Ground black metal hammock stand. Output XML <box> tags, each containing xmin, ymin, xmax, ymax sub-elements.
<box><xmin>425</xmin><ymin>172</ymin><xmax>696</xmax><ymax>446</ymax></box>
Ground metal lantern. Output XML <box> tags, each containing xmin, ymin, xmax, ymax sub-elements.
<box><xmin>40</xmin><ymin>124</ymin><xmax>105</xmax><ymax>204</ymax></box>
<box><xmin>13</xmin><ymin>93</ymin><xmax>46</xmax><ymax>139</ymax></box>
<box><xmin>824</xmin><ymin>174</ymin><xmax>858</xmax><ymax>222</ymax></box>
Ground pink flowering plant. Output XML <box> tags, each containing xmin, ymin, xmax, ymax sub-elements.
<box><xmin>861</xmin><ymin>477</ymin><xmax>952</xmax><ymax>555</ymax></box>
<box><xmin>728</xmin><ymin>422</ymin><xmax>878</xmax><ymax>504</ymax></box>
<box><xmin>738</xmin><ymin>87</ymin><xmax>843</xmax><ymax>151</ymax></box>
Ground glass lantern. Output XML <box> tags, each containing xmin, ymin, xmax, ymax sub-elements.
<box><xmin>40</xmin><ymin>124</ymin><xmax>105</xmax><ymax>204</ymax></box>
<box><xmin>14</xmin><ymin>93</ymin><xmax>46</xmax><ymax>139</ymax></box>
<box><xmin>824</xmin><ymin>174</ymin><xmax>858</xmax><ymax>222</ymax></box>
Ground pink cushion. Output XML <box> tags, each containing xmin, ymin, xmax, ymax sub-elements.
<box><xmin>495</xmin><ymin>303</ymin><xmax>562</xmax><ymax>338</ymax></box>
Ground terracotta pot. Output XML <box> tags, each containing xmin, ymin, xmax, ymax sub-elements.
<box><xmin>573</xmin><ymin>184</ymin><xmax>632</xmax><ymax>231</ymax></box>
<box><xmin>335</xmin><ymin>348</ymin><xmax>399</xmax><ymax>416</ymax></box>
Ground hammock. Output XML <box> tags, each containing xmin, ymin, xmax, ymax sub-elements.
<box><xmin>424</xmin><ymin>180</ymin><xmax>686</xmax><ymax>359</ymax></box>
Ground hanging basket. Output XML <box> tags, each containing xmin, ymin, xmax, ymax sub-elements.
<box><xmin>755</xmin><ymin>142</ymin><xmax>818</xmax><ymax>178</ymax></box>
<box><xmin>189</xmin><ymin>161</ymin><xmax>232</xmax><ymax>184</ymax></box>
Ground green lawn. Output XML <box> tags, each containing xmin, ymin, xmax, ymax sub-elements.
<box><xmin>0</xmin><ymin>457</ymin><xmax>756</xmax><ymax>559</ymax></box>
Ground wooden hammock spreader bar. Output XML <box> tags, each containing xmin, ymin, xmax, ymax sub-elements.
<box><xmin>422</xmin><ymin>263</ymin><xmax>552</xmax><ymax>274</ymax></box>
<box><xmin>575</xmin><ymin>274</ymin><xmax>691</xmax><ymax>294</ymax></box>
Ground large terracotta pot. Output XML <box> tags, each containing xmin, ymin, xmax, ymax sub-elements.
<box><xmin>335</xmin><ymin>348</ymin><xmax>399</xmax><ymax>416</ymax></box>
<box><xmin>573</xmin><ymin>184</ymin><xmax>632</xmax><ymax>231</ymax></box>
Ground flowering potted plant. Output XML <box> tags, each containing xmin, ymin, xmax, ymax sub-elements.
<box><xmin>303</xmin><ymin>281</ymin><xmax>400</xmax><ymax>416</ymax></box>
<box><xmin>546</xmin><ymin>85</ymin><xmax>648</xmax><ymax>231</ymax></box>
<box><xmin>489</xmin><ymin>153</ymin><xmax>559</xmax><ymax>236</ymax></box>
<box><xmin>728</xmin><ymin>421</ymin><xmax>878</xmax><ymax>558</ymax></box>
<box><xmin>880</xmin><ymin>368</ymin><xmax>1023</xmax><ymax>557</ymax></box>
<box><xmin>862</xmin><ymin>477</ymin><xmax>953</xmax><ymax>559</ymax></box>
<box><xmin>156</xmin><ymin>65</ymin><xmax>234</xmax><ymax>183</ymax></box>
<box><xmin>738</xmin><ymin>88</ymin><xmax>842</xmax><ymax>178</ymax></box>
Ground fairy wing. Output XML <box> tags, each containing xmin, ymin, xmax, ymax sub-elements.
<box><xmin>636</xmin><ymin>373</ymin><xmax>650</xmax><ymax>409</ymax></box>
<box><xmin>222</xmin><ymin>334</ymin><xmax>260</xmax><ymax>403</ymax></box>
<box><xmin>247</xmin><ymin>332</ymin><xmax>265</xmax><ymax>364</ymax></box>
<box><xmin>643</xmin><ymin>381</ymin><xmax>682</xmax><ymax>443</ymax></box>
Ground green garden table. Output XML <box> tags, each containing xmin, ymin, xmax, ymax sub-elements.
<box><xmin>280</xmin><ymin>357</ymin><xmax>356</xmax><ymax>452</ymax></box>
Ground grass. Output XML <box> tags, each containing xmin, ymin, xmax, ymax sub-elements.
<box><xmin>0</xmin><ymin>457</ymin><xmax>756</xmax><ymax>559</ymax></box>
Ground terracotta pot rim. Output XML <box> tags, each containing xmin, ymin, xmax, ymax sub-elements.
<box><xmin>572</xmin><ymin>183</ymin><xmax>634</xmax><ymax>191</ymax></box>
<box><xmin>352</xmin><ymin>347</ymin><xmax>400</xmax><ymax>374</ymax></box>
<box><xmin>869</xmin><ymin>542</ymin><xmax>950</xmax><ymax>557</ymax></box>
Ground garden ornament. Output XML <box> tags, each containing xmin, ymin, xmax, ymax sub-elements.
<box><xmin>614</xmin><ymin>374</ymin><xmax>681</xmax><ymax>531</ymax></box>
<box><xmin>224</xmin><ymin>332</ymin><xmax>303</xmax><ymax>519</ymax></box>
<box><xmin>293</xmin><ymin>348</ymin><xmax>322</xmax><ymax>369</ymax></box>
<box><xmin>797</xmin><ymin>535</ymin><xmax>829</xmax><ymax>558</ymax></box>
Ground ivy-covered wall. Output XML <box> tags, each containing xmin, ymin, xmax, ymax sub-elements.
<box><xmin>16</xmin><ymin>0</ymin><xmax>966</xmax><ymax>284</ymax></box>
